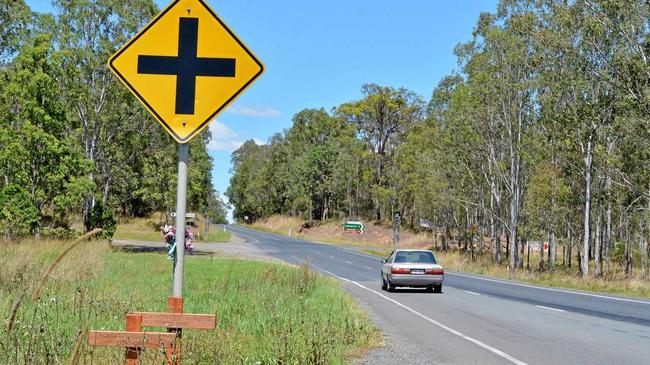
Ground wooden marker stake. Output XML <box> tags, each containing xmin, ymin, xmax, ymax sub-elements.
<box><xmin>125</xmin><ymin>313</ymin><xmax>143</xmax><ymax>365</ymax></box>
<box><xmin>167</xmin><ymin>297</ymin><xmax>184</xmax><ymax>364</ymax></box>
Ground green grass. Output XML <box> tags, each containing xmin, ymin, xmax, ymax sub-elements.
<box><xmin>195</xmin><ymin>228</ymin><xmax>231</xmax><ymax>243</ymax></box>
<box><xmin>1</xmin><ymin>239</ymin><xmax>379</xmax><ymax>364</ymax></box>
<box><xmin>362</xmin><ymin>248</ymin><xmax>391</xmax><ymax>258</ymax></box>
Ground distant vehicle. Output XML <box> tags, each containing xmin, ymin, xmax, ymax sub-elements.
<box><xmin>381</xmin><ymin>249</ymin><xmax>444</xmax><ymax>293</ymax></box>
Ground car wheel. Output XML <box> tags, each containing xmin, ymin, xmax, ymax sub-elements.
<box><xmin>433</xmin><ymin>284</ymin><xmax>442</xmax><ymax>293</ymax></box>
<box><xmin>386</xmin><ymin>279</ymin><xmax>395</xmax><ymax>292</ymax></box>
<box><xmin>381</xmin><ymin>275</ymin><xmax>387</xmax><ymax>291</ymax></box>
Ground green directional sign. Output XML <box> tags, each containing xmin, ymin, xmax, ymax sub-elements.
<box><xmin>343</xmin><ymin>221</ymin><xmax>365</xmax><ymax>234</ymax></box>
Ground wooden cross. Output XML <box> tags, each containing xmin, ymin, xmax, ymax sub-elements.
<box><xmin>88</xmin><ymin>297</ymin><xmax>216</xmax><ymax>365</ymax></box>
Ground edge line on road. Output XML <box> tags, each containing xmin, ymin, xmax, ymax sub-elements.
<box><xmin>447</xmin><ymin>272</ymin><xmax>650</xmax><ymax>305</ymax></box>
<box><xmin>302</xmin><ymin>261</ymin><xmax>528</xmax><ymax>365</ymax></box>
<box><xmin>223</xmin><ymin>226</ymin><xmax>259</xmax><ymax>243</ymax></box>
<box><xmin>536</xmin><ymin>305</ymin><xmax>565</xmax><ymax>313</ymax></box>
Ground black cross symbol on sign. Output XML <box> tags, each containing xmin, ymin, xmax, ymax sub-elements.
<box><xmin>137</xmin><ymin>17</ymin><xmax>236</xmax><ymax>115</ymax></box>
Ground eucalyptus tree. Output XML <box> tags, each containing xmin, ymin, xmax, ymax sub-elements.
<box><xmin>52</xmin><ymin>0</ymin><xmax>158</xmax><ymax>228</ymax></box>
<box><xmin>337</xmin><ymin>84</ymin><xmax>425</xmax><ymax>222</ymax></box>
<box><xmin>0</xmin><ymin>0</ymin><xmax>31</xmax><ymax>62</ymax></box>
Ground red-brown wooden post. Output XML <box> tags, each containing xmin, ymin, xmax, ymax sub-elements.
<box><xmin>167</xmin><ymin>297</ymin><xmax>183</xmax><ymax>364</ymax></box>
<box><xmin>125</xmin><ymin>314</ymin><xmax>143</xmax><ymax>365</ymax></box>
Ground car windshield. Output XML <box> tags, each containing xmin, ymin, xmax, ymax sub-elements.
<box><xmin>394</xmin><ymin>251</ymin><xmax>436</xmax><ymax>264</ymax></box>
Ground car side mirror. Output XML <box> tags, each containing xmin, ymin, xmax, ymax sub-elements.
<box><xmin>381</xmin><ymin>259</ymin><xmax>387</xmax><ymax>263</ymax></box>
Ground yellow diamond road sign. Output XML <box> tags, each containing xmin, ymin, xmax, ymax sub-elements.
<box><xmin>109</xmin><ymin>0</ymin><xmax>264</xmax><ymax>143</ymax></box>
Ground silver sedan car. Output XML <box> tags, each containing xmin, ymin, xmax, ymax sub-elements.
<box><xmin>381</xmin><ymin>249</ymin><xmax>444</xmax><ymax>293</ymax></box>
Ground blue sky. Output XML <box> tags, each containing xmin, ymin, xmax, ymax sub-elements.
<box><xmin>27</xmin><ymin>0</ymin><xmax>498</xmax><ymax>205</ymax></box>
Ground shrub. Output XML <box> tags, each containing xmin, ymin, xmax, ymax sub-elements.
<box><xmin>0</xmin><ymin>184</ymin><xmax>39</xmax><ymax>239</ymax></box>
<box><xmin>86</xmin><ymin>201</ymin><xmax>116</xmax><ymax>239</ymax></box>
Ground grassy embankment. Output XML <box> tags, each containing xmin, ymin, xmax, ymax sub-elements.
<box><xmin>1</xmin><ymin>238</ymin><xmax>380</xmax><ymax>364</ymax></box>
<box><xmin>248</xmin><ymin>215</ymin><xmax>650</xmax><ymax>299</ymax></box>
<box><xmin>114</xmin><ymin>213</ymin><xmax>231</xmax><ymax>243</ymax></box>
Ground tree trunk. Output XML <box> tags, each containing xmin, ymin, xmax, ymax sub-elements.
<box><xmin>566</xmin><ymin>228</ymin><xmax>573</xmax><ymax>268</ymax></box>
<box><xmin>646</xmin><ymin>179</ymin><xmax>650</xmax><ymax>278</ymax></box>
<box><xmin>549</xmin><ymin>230</ymin><xmax>557</xmax><ymax>268</ymax></box>
<box><xmin>581</xmin><ymin>138</ymin><xmax>593</xmax><ymax>279</ymax></box>
<box><xmin>539</xmin><ymin>232</ymin><xmax>546</xmax><ymax>271</ymax></box>
<box><xmin>625</xmin><ymin>217</ymin><xmax>632</xmax><ymax>279</ymax></box>
<box><xmin>494</xmin><ymin>204</ymin><xmax>502</xmax><ymax>264</ymax></box>
<box><xmin>639</xmin><ymin>221</ymin><xmax>646</xmax><ymax>279</ymax></box>
<box><xmin>594</xmin><ymin>211</ymin><xmax>602</xmax><ymax>277</ymax></box>
<box><xmin>548</xmin><ymin>153</ymin><xmax>558</xmax><ymax>268</ymax></box>
<box><xmin>604</xmin><ymin>180</ymin><xmax>612</xmax><ymax>274</ymax></box>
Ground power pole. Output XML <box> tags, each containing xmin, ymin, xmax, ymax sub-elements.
<box><xmin>393</xmin><ymin>213</ymin><xmax>401</xmax><ymax>248</ymax></box>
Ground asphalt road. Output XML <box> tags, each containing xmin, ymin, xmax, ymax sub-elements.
<box><xmin>223</xmin><ymin>225</ymin><xmax>650</xmax><ymax>365</ymax></box>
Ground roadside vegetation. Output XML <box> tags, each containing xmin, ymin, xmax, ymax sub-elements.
<box><xmin>0</xmin><ymin>0</ymin><xmax>229</xmax><ymax>243</ymax></box>
<box><xmin>1</xmin><ymin>238</ymin><xmax>380</xmax><ymax>364</ymax></box>
<box><xmin>248</xmin><ymin>215</ymin><xmax>650</xmax><ymax>299</ymax></box>
<box><xmin>229</xmin><ymin>2</ymin><xmax>650</xmax><ymax>288</ymax></box>
<box><xmin>114</xmin><ymin>213</ymin><xmax>231</xmax><ymax>243</ymax></box>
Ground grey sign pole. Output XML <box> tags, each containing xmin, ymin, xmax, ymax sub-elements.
<box><xmin>173</xmin><ymin>143</ymin><xmax>189</xmax><ymax>297</ymax></box>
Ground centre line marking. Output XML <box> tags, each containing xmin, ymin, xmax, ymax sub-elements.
<box><xmin>344</xmin><ymin>260</ymin><xmax>353</xmax><ymax>265</ymax></box>
<box><xmin>300</xmin><ymin>261</ymin><xmax>528</xmax><ymax>365</ymax></box>
<box><xmin>536</xmin><ymin>305</ymin><xmax>565</xmax><ymax>313</ymax></box>
<box><xmin>464</xmin><ymin>290</ymin><xmax>481</xmax><ymax>296</ymax></box>
<box><xmin>365</xmin><ymin>266</ymin><xmax>373</xmax><ymax>270</ymax></box>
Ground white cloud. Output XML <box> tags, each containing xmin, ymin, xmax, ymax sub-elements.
<box><xmin>226</xmin><ymin>104</ymin><xmax>281</xmax><ymax>118</ymax></box>
<box><xmin>208</xmin><ymin>123</ymin><xmax>243</xmax><ymax>151</ymax></box>
<box><xmin>207</xmin><ymin>122</ymin><xmax>264</xmax><ymax>151</ymax></box>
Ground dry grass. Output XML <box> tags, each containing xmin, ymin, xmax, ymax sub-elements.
<box><xmin>436</xmin><ymin>250</ymin><xmax>650</xmax><ymax>298</ymax></box>
<box><xmin>250</xmin><ymin>215</ymin><xmax>430</xmax><ymax>248</ymax></box>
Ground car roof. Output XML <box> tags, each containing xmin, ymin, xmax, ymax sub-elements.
<box><xmin>394</xmin><ymin>249</ymin><xmax>433</xmax><ymax>252</ymax></box>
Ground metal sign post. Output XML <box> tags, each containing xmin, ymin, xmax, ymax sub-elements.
<box><xmin>173</xmin><ymin>143</ymin><xmax>189</xmax><ymax>297</ymax></box>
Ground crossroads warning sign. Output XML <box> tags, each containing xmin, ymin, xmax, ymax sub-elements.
<box><xmin>109</xmin><ymin>0</ymin><xmax>264</xmax><ymax>143</ymax></box>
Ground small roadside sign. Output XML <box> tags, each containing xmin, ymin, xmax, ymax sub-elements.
<box><xmin>170</xmin><ymin>212</ymin><xmax>196</xmax><ymax>218</ymax></box>
<box><xmin>419</xmin><ymin>219</ymin><xmax>434</xmax><ymax>229</ymax></box>
<box><xmin>343</xmin><ymin>221</ymin><xmax>365</xmax><ymax>234</ymax></box>
<box><xmin>108</xmin><ymin>0</ymin><xmax>264</xmax><ymax>143</ymax></box>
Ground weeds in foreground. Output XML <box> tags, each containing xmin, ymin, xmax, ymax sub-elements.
<box><xmin>1</xmin><ymin>238</ymin><xmax>379</xmax><ymax>364</ymax></box>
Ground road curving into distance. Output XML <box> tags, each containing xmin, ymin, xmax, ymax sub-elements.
<box><xmin>223</xmin><ymin>225</ymin><xmax>650</xmax><ymax>365</ymax></box>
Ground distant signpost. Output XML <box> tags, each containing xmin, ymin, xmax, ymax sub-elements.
<box><xmin>170</xmin><ymin>212</ymin><xmax>196</xmax><ymax>218</ymax></box>
<box><xmin>343</xmin><ymin>221</ymin><xmax>365</xmax><ymax>235</ymax></box>
<box><xmin>419</xmin><ymin>219</ymin><xmax>434</xmax><ymax>229</ymax></box>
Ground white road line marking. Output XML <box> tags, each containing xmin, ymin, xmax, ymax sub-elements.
<box><xmin>298</xmin><ymin>261</ymin><xmax>528</xmax><ymax>365</ymax></box>
<box><xmin>464</xmin><ymin>290</ymin><xmax>481</xmax><ymax>296</ymax></box>
<box><xmin>365</xmin><ymin>266</ymin><xmax>373</xmax><ymax>270</ymax></box>
<box><xmin>345</xmin><ymin>260</ymin><xmax>353</xmax><ymax>265</ymax></box>
<box><xmin>224</xmin><ymin>226</ymin><xmax>259</xmax><ymax>243</ymax></box>
<box><xmin>336</xmin><ymin>247</ymin><xmax>383</xmax><ymax>260</ymax></box>
<box><xmin>536</xmin><ymin>305</ymin><xmax>565</xmax><ymax>313</ymax></box>
<box><xmin>329</xmin><ymin>255</ymin><xmax>336</xmax><ymax>259</ymax></box>
<box><xmin>447</xmin><ymin>272</ymin><xmax>650</xmax><ymax>305</ymax></box>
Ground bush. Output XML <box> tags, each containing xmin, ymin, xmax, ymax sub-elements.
<box><xmin>0</xmin><ymin>184</ymin><xmax>39</xmax><ymax>239</ymax></box>
<box><xmin>86</xmin><ymin>201</ymin><xmax>116</xmax><ymax>239</ymax></box>
<box><xmin>40</xmin><ymin>227</ymin><xmax>79</xmax><ymax>240</ymax></box>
